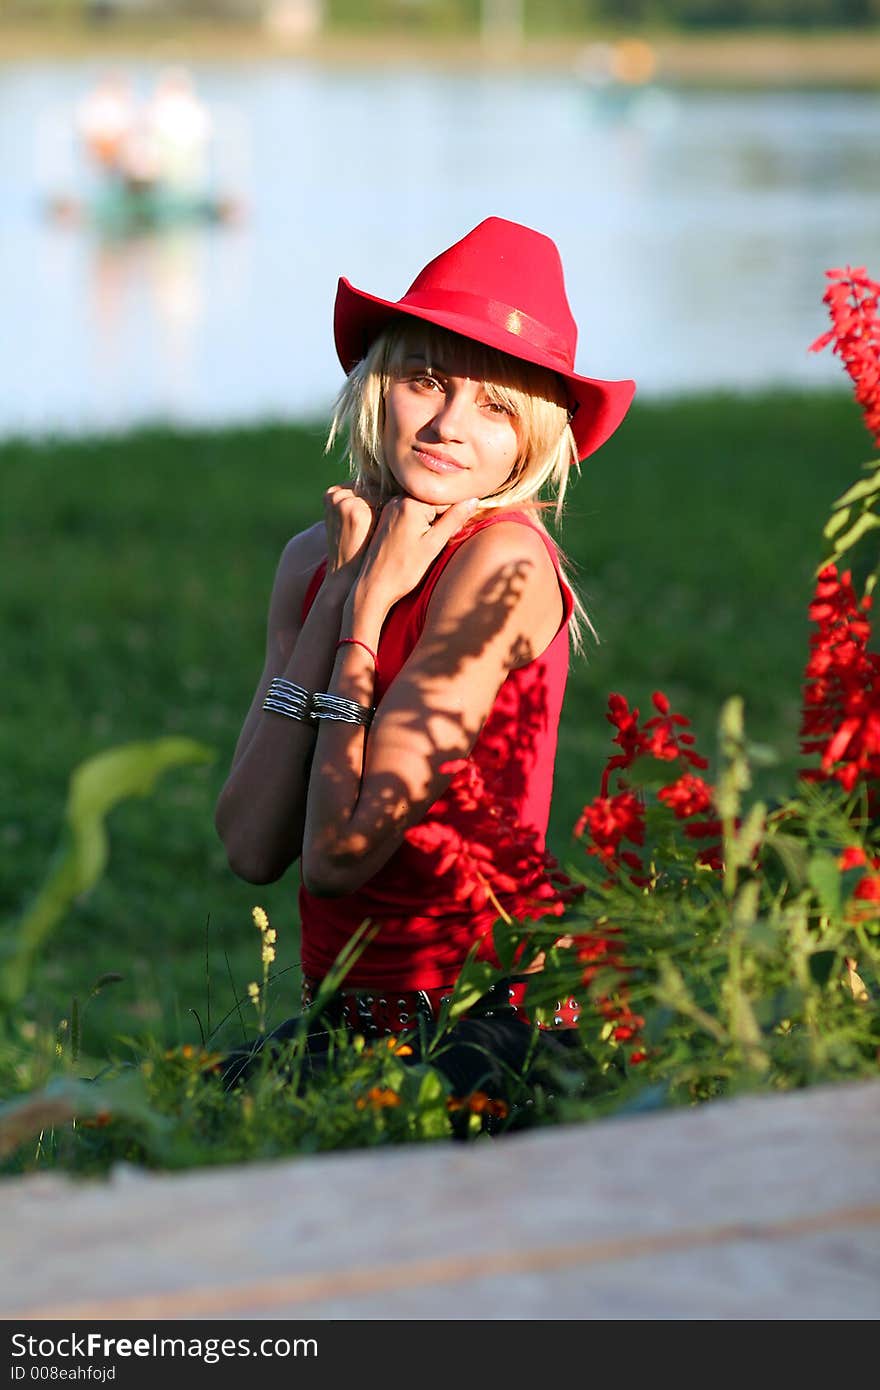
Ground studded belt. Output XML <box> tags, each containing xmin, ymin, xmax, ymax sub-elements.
<box><xmin>301</xmin><ymin>975</ymin><xmax>581</xmax><ymax>1037</ymax></box>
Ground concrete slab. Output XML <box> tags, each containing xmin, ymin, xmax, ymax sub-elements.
<box><xmin>2</xmin><ymin>1080</ymin><xmax>878</xmax><ymax>1320</ymax></box>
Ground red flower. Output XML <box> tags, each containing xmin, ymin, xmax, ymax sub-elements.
<box><xmin>575</xmin><ymin>790</ymin><xmax>646</xmax><ymax>865</ymax></box>
<box><xmin>839</xmin><ymin>846</ymin><xmax>868</xmax><ymax>871</ymax></box>
<box><xmin>853</xmin><ymin>872</ymin><xmax>880</xmax><ymax>902</ymax></box>
<box><xmin>658</xmin><ymin>772</ymin><xmax>714</xmax><ymax>819</ymax></box>
<box><xmin>810</xmin><ymin>265</ymin><xmax>880</xmax><ymax>446</ymax></box>
<box><xmin>578</xmin><ymin>692</ymin><xmax>719</xmax><ymax>884</ymax></box>
<box><xmin>800</xmin><ymin>565</ymin><xmax>880</xmax><ymax>804</ymax></box>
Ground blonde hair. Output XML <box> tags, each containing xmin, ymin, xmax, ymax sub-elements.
<box><xmin>326</xmin><ymin>320</ymin><xmax>594</xmax><ymax>649</ymax></box>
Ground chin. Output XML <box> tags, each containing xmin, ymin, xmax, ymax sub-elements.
<box><xmin>397</xmin><ymin>476</ymin><xmax>468</xmax><ymax>507</ymax></box>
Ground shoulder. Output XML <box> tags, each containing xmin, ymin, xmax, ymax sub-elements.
<box><xmin>433</xmin><ymin>517</ymin><xmax>560</xmax><ymax>604</ymax></box>
<box><xmin>264</xmin><ymin>521</ymin><xmax>327</xmax><ymax>641</ymax></box>
<box><xmin>424</xmin><ymin>517</ymin><xmax>563</xmax><ymax>664</ymax></box>
<box><xmin>277</xmin><ymin>521</ymin><xmax>328</xmax><ymax>583</ymax></box>
<box><xmin>271</xmin><ymin>521</ymin><xmax>327</xmax><ymax>601</ymax></box>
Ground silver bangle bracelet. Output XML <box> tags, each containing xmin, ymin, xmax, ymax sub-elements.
<box><xmin>310</xmin><ymin>691</ymin><xmax>375</xmax><ymax>728</ymax></box>
<box><xmin>262</xmin><ymin>677</ymin><xmax>312</xmax><ymax>724</ymax></box>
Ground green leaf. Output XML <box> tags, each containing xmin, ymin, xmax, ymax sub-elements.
<box><xmin>826</xmin><ymin>509</ymin><xmax>880</xmax><ymax>560</ymax></box>
<box><xmin>655</xmin><ymin>960</ymin><xmax>727</xmax><ymax>1044</ymax></box>
<box><xmin>831</xmin><ymin>471</ymin><xmax>880</xmax><ymax>509</ymax></box>
<box><xmin>413</xmin><ymin>1067</ymin><xmax>451</xmax><ymax>1137</ymax></box>
<box><xmin>615</xmin><ymin>753</ymin><xmax>680</xmax><ymax>790</ymax></box>
<box><xmin>491</xmin><ymin>921</ymin><xmax>541</xmax><ymax>975</ymax></box>
<box><xmin>613</xmin><ymin>1083</ymin><xmax>669</xmax><ymax>1115</ymax></box>
<box><xmin>766</xmin><ymin>832</ymin><xmax>810</xmax><ymax>890</ymax></box>
<box><xmin>807</xmin><ymin>854</ymin><xmax>841</xmax><ymax>917</ymax></box>
<box><xmin>823</xmin><ymin>506</ymin><xmax>853</xmax><ymax>538</ymax></box>
<box><xmin>1</xmin><ymin>739</ymin><xmax>215</xmax><ymax>1010</ymax></box>
<box><xmin>731</xmin><ymin>803</ymin><xmax>766</xmax><ymax>870</ymax></box>
<box><xmin>716</xmin><ymin>696</ymin><xmax>752</xmax><ymax>823</ymax></box>
<box><xmin>435</xmin><ymin>955</ymin><xmax>499</xmax><ymax>1028</ymax></box>
<box><xmin>809</xmin><ymin>950</ymin><xmax>838</xmax><ymax>987</ymax></box>
<box><xmin>744</xmin><ymin>741</ymin><xmax>779</xmax><ymax>768</ymax></box>
<box><xmin>743</xmin><ymin>917</ymin><xmax>779</xmax><ymax>958</ymax></box>
<box><xmin>641</xmin><ymin>1005</ymin><xmax>674</xmax><ymax>1046</ymax></box>
<box><xmin>722</xmin><ymin>978</ymin><xmax>769</xmax><ymax>1070</ymax></box>
<box><xmin>732</xmin><ymin>878</ymin><xmax>760</xmax><ymax>931</ymax></box>
<box><xmin>0</xmin><ymin>1069</ymin><xmax>169</xmax><ymax>1159</ymax></box>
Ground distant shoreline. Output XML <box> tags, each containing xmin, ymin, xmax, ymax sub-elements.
<box><xmin>1</xmin><ymin>23</ymin><xmax>879</xmax><ymax>89</ymax></box>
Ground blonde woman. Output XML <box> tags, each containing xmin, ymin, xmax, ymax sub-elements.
<box><xmin>215</xmin><ymin>217</ymin><xmax>635</xmax><ymax>1106</ymax></box>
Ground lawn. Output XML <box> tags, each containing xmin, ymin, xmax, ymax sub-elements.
<box><xmin>1</xmin><ymin>388</ymin><xmax>870</xmax><ymax>1059</ymax></box>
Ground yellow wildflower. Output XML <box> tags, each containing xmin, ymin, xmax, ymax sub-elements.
<box><xmin>261</xmin><ymin>942</ymin><xmax>276</xmax><ymax>967</ymax></box>
<box><xmin>252</xmin><ymin>906</ymin><xmax>269</xmax><ymax>933</ymax></box>
<box><xmin>247</xmin><ymin>981</ymin><xmax>260</xmax><ymax>1004</ymax></box>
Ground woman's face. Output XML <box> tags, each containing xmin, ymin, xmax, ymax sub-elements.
<box><xmin>381</xmin><ymin>342</ymin><xmax>520</xmax><ymax>508</ymax></box>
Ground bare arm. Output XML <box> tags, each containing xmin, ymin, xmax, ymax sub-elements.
<box><xmin>301</xmin><ymin>502</ymin><xmax>563</xmax><ymax>897</ymax></box>
<box><xmin>214</xmin><ymin>488</ymin><xmax>376</xmax><ymax>884</ymax></box>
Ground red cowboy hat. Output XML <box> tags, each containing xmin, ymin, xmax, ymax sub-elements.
<box><xmin>334</xmin><ymin>216</ymin><xmax>635</xmax><ymax>462</ymax></box>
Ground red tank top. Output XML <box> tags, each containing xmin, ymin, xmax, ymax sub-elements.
<box><xmin>298</xmin><ymin>508</ymin><xmax>575</xmax><ymax>990</ymax></box>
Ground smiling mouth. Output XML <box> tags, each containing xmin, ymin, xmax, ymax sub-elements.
<box><xmin>413</xmin><ymin>448</ymin><xmax>466</xmax><ymax>473</ymax></box>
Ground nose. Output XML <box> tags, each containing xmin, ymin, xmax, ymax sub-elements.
<box><xmin>428</xmin><ymin>385</ymin><xmax>470</xmax><ymax>442</ymax></box>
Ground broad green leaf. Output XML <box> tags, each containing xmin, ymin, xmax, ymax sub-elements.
<box><xmin>1</xmin><ymin>739</ymin><xmax>214</xmax><ymax>1009</ymax></box>
<box><xmin>415</xmin><ymin>1067</ymin><xmax>450</xmax><ymax>1130</ymax></box>
<box><xmin>416</xmin><ymin>1068</ymin><xmax>448</xmax><ymax>1107</ymax></box>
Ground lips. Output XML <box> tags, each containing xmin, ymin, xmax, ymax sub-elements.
<box><xmin>413</xmin><ymin>447</ymin><xmax>466</xmax><ymax>474</ymax></box>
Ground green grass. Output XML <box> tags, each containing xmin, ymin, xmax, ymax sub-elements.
<box><xmin>1</xmin><ymin>390</ymin><xmax>872</xmax><ymax>1059</ymax></box>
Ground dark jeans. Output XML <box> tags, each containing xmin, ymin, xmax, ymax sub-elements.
<box><xmin>217</xmin><ymin>999</ymin><xmax>584</xmax><ymax>1133</ymax></box>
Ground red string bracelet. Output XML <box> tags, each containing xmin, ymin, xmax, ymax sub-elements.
<box><xmin>336</xmin><ymin>637</ymin><xmax>379</xmax><ymax>672</ymax></box>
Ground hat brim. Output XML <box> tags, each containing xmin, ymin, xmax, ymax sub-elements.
<box><xmin>334</xmin><ymin>276</ymin><xmax>635</xmax><ymax>463</ymax></box>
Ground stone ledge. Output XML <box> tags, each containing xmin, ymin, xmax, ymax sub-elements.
<box><xmin>3</xmin><ymin>1079</ymin><xmax>879</xmax><ymax>1320</ymax></box>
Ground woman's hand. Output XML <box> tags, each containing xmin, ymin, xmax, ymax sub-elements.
<box><xmin>350</xmin><ymin>495</ymin><xmax>479</xmax><ymax>621</ymax></box>
<box><xmin>321</xmin><ymin>485</ymin><xmax>377</xmax><ymax>598</ymax></box>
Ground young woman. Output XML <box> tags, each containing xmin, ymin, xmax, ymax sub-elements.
<box><xmin>214</xmin><ymin>217</ymin><xmax>635</xmax><ymax>1104</ymax></box>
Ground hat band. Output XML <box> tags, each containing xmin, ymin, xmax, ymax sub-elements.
<box><xmin>399</xmin><ymin>288</ymin><xmax>573</xmax><ymax>369</ymax></box>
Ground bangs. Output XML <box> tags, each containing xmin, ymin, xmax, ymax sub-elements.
<box><xmin>382</xmin><ymin>320</ymin><xmax>570</xmax><ymax>416</ymax></box>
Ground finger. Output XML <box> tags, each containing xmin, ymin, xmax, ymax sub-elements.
<box><xmin>426</xmin><ymin>496</ymin><xmax>480</xmax><ymax>545</ymax></box>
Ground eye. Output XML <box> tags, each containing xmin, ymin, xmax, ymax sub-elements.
<box><xmin>481</xmin><ymin>397</ymin><xmax>513</xmax><ymax>417</ymax></box>
<box><xmin>407</xmin><ymin>372</ymin><xmax>443</xmax><ymax>394</ymax></box>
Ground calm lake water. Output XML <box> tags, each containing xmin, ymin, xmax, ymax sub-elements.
<box><xmin>2</xmin><ymin>61</ymin><xmax>879</xmax><ymax>438</ymax></box>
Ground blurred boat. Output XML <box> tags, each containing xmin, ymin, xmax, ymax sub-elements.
<box><xmin>45</xmin><ymin>184</ymin><xmax>244</xmax><ymax>236</ymax></box>
<box><xmin>42</xmin><ymin>67</ymin><xmax>246</xmax><ymax>238</ymax></box>
<box><xmin>573</xmin><ymin>37</ymin><xmax>679</xmax><ymax>131</ymax></box>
